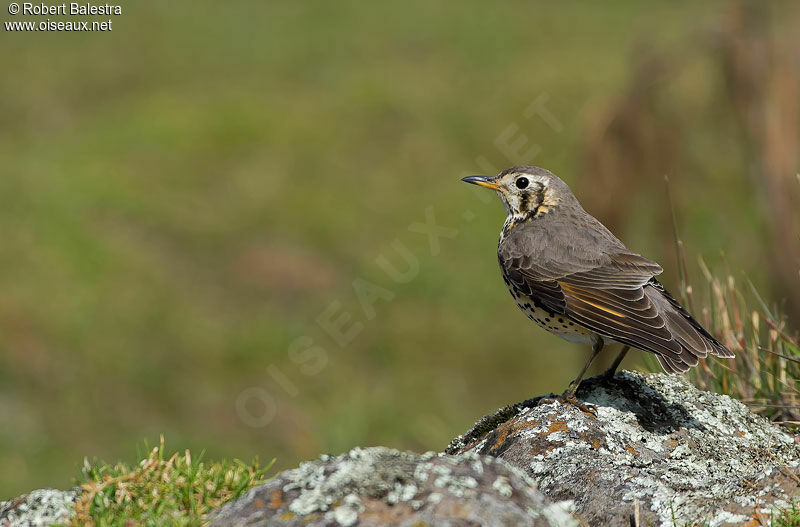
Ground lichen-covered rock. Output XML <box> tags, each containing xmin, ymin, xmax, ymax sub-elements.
<box><xmin>447</xmin><ymin>370</ymin><xmax>800</xmax><ymax>527</ymax></box>
<box><xmin>0</xmin><ymin>488</ymin><xmax>79</xmax><ymax>527</ymax></box>
<box><xmin>209</xmin><ymin>446</ymin><xmax>578</xmax><ymax>527</ymax></box>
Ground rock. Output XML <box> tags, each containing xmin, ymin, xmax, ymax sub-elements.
<box><xmin>209</xmin><ymin>446</ymin><xmax>578</xmax><ymax>527</ymax></box>
<box><xmin>446</xmin><ymin>370</ymin><xmax>800</xmax><ymax>527</ymax></box>
<box><xmin>0</xmin><ymin>488</ymin><xmax>79</xmax><ymax>527</ymax></box>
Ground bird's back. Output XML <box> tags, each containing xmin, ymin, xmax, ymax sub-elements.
<box><xmin>499</xmin><ymin>204</ymin><xmax>658</xmax><ymax>281</ymax></box>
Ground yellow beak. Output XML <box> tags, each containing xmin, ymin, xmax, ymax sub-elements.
<box><xmin>461</xmin><ymin>175</ymin><xmax>501</xmax><ymax>191</ymax></box>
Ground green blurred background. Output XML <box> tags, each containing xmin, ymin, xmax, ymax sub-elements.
<box><xmin>1</xmin><ymin>1</ymin><xmax>799</xmax><ymax>497</ymax></box>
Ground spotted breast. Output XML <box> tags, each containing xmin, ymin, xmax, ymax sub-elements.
<box><xmin>501</xmin><ymin>272</ymin><xmax>599</xmax><ymax>346</ymax></box>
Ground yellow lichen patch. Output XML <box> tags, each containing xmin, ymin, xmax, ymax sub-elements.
<box><xmin>541</xmin><ymin>418</ymin><xmax>606</xmax><ymax>452</ymax></box>
<box><xmin>269</xmin><ymin>490</ymin><xmax>285</xmax><ymax>509</ymax></box>
<box><xmin>525</xmin><ymin>420</ymin><xmax>576</xmax><ymax>456</ymax></box>
<box><xmin>489</xmin><ymin>425</ymin><xmax>513</xmax><ymax>452</ymax></box>
<box><xmin>625</xmin><ymin>445</ymin><xmax>637</xmax><ymax>456</ymax></box>
<box><xmin>545</xmin><ymin>421</ymin><xmax>570</xmax><ymax>436</ymax></box>
<box><xmin>489</xmin><ymin>415</ymin><xmax>538</xmax><ymax>452</ymax></box>
<box><xmin>278</xmin><ymin>512</ymin><xmax>296</xmax><ymax>520</ymax></box>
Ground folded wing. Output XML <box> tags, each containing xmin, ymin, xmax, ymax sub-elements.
<box><xmin>501</xmin><ymin>249</ymin><xmax>733</xmax><ymax>373</ymax></box>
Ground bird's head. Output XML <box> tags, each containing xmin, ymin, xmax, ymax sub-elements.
<box><xmin>462</xmin><ymin>165</ymin><xmax>574</xmax><ymax>220</ymax></box>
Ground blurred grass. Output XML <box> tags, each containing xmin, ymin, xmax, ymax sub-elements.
<box><xmin>0</xmin><ymin>1</ymin><xmax>797</xmax><ymax>498</ymax></box>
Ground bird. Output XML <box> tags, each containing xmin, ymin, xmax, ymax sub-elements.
<box><xmin>462</xmin><ymin>165</ymin><xmax>734</xmax><ymax>404</ymax></box>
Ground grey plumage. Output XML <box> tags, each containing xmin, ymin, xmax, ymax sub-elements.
<box><xmin>464</xmin><ymin>165</ymin><xmax>734</xmax><ymax>375</ymax></box>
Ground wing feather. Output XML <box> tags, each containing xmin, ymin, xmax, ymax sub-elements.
<box><xmin>498</xmin><ymin>212</ymin><xmax>732</xmax><ymax>371</ymax></box>
<box><xmin>501</xmin><ymin>247</ymin><xmax>731</xmax><ymax>370</ymax></box>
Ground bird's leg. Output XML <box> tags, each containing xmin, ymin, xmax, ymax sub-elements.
<box><xmin>601</xmin><ymin>345</ymin><xmax>630</xmax><ymax>379</ymax></box>
<box><xmin>537</xmin><ymin>338</ymin><xmax>604</xmax><ymax>415</ymax></box>
<box><xmin>563</xmin><ymin>337</ymin><xmax>604</xmax><ymax>400</ymax></box>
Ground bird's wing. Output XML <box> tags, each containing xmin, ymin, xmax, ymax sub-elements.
<box><xmin>501</xmin><ymin>247</ymin><xmax>729</xmax><ymax>372</ymax></box>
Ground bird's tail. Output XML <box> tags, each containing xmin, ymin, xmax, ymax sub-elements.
<box><xmin>647</xmin><ymin>279</ymin><xmax>734</xmax><ymax>374</ymax></box>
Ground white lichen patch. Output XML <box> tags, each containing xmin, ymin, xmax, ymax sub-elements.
<box><xmin>706</xmin><ymin>510</ymin><xmax>751</xmax><ymax>527</ymax></box>
<box><xmin>386</xmin><ymin>482</ymin><xmax>418</xmax><ymax>504</ymax></box>
<box><xmin>235</xmin><ymin>445</ymin><xmax>579</xmax><ymax>526</ymax></box>
<box><xmin>471</xmin><ymin>459</ymin><xmax>484</xmax><ymax>475</ymax></box>
<box><xmin>493</xmin><ymin>475</ymin><xmax>513</xmax><ymax>497</ymax></box>
<box><xmin>433</xmin><ymin>474</ymin><xmax>479</xmax><ymax>498</ymax></box>
<box><xmin>284</xmin><ymin>446</ymin><xmax>420</xmax><ymax>516</ymax></box>
<box><xmin>541</xmin><ymin>500</ymin><xmax>578</xmax><ymax>527</ymax></box>
<box><xmin>329</xmin><ymin>494</ymin><xmax>363</xmax><ymax>527</ymax></box>
<box><xmin>0</xmin><ymin>488</ymin><xmax>79</xmax><ymax>527</ymax></box>
<box><xmin>455</xmin><ymin>370</ymin><xmax>800</xmax><ymax>527</ymax></box>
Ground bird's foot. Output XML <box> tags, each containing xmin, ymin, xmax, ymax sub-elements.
<box><xmin>560</xmin><ymin>392</ymin><xmax>597</xmax><ymax>416</ymax></box>
<box><xmin>537</xmin><ymin>392</ymin><xmax>597</xmax><ymax>416</ymax></box>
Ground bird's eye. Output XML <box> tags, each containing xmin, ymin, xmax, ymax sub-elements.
<box><xmin>515</xmin><ymin>177</ymin><xmax>529</xmax><ymax>189</ymax></box>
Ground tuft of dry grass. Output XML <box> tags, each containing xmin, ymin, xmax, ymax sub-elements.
<box><xmin>685</xmin><ymin>259</ymin><xmax>800</xmax><ymax>426</ymax></box>
<box><xmin>664</xmin><ymin>168</ymin><xmax>800</xmax><ymax>428</ymax></box>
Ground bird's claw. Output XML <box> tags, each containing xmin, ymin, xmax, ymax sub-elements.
<box><xmin>537</xmin><ymin>393</ymin><xmax>597</xmax><ymax>416</ymax></box>
<box><xmin>562</xmin><ymin>393</ymin><xmax>597</xmax><ymax>416</ymax></box>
